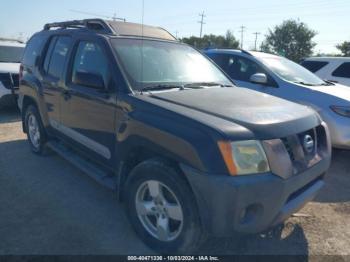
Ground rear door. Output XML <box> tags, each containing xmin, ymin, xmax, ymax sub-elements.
<box><xmin>60</xmin><ymin>37</ymin><xmax>117</xmax><ymax>167</ymax></box>
<box><xmin>41</xmin><ymin>35</ymin><xmax>72</xmax><ymax>127</ymax></box>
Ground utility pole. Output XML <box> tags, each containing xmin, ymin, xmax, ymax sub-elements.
<box><xmin>175</xmin><ymin>31</ymin><xmax>179</xmax><ymax>39</ymax></box>
<box><xmin>112</xmin><ymin>12</ymin><xmax>126</xmax><ymax>22</ymax></box>
<box><xmin>198</xmin><ymin>11</ymin><xmax>206</xmax><ymax>38</ymax></box>
<box><xmin>239</xmin><ymin>25</ymin><xmax>246</xmax><ymax>49</ymax></box>
<box><xmin>253</xmin><ymin>32</ymin><xmax>261</xmax><ymax>51</ymax></box>
<box><xmin>112</xmin><ymin>12</ymin><xmax>117</xmax><ymax>21</ymax></box>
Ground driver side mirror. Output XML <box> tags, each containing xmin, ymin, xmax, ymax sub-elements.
<box><xmin>250</xmin><ymin>73</ymin><xmax>268</xmax><ymax>85</ymax></box>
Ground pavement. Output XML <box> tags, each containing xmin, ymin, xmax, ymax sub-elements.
<box><xmin>0</xmin><ymin>107</ymin><xmax>349</xmax><ymax>256</ymax></box>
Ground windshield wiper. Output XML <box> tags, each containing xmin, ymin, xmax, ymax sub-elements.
<box><xmin>293</xmin><ymin>81</ymin><xmax>317</xmax><ymax>86</ymax></box>
<box><xmin>321</xmin><ymin>80</ymin><xmax>335</xmax><ymax>86</ymax></box>
<box><xmin>0</xmin><ymin>61</ymin><xmax>20</xmax><ymax>63</ymax></box>
<box><xmin>139</xmin><ymin>82</ymin><xmax>234</xmax><ymax>93</ymax></box>
<box><xmin>184</xmin><ymin>82</ymin><xmax>234</xmax><ymax>88</ymax></box>
<box><xmin>140</xmin><ymin>84</ymin><xmax>185</xmax><ymax>93</ymax></box>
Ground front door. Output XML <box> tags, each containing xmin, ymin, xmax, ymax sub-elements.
<box><xmin>60</xmin><ymin>39</ymin><xmax>117</xmax><ymax>167</ymax></box>
<box><xmin>209</xmin><ymin>53</ymin><xmax>278</xmax><ymax>94</ymax></box>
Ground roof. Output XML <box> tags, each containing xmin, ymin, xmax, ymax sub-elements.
<box><xmin>204</xmin><ymin>49</ymin><xmax>281</xmax><ymax>59</ymax></box>
<box><xmin>205</xmin><ymin>49</ymin><xmax>245</xmax><ymax>55</ymax></box>
<box><xmin>43</xmin><ymin>19</ymin><xmax>177</xmax><ymax>41</ymax></box>
<box><xmin>304</xmin><ymin>56</ymin><xmax>350</xmax><ymax>61</ymax></box>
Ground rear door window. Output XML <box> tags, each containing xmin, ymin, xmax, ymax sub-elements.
<box><xmin>46</xmin><ymin>36</ymin><xmax>72</xmax><ymax>79</ymax></box>
<box><xmin>301</xmin><ymin>60</ymin><xmax>329</xmax><ymax>73</ymax></box>
<box><xmin>332</xmin><ymin>62</ymin><xmax>350</xmax><ymax>78</ymax></box>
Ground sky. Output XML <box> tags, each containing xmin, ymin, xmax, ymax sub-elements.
<box><xmin>0</xmin><ymin>0</ymin><xmax>349</xmax><ymax>54</ymax></box>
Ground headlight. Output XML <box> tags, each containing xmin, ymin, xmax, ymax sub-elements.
<box><xmin>330</xmin><ymin>106</ymin><xmax>350</xmax><ymax>117</ymax></box>
<box><xmin>218</xmin><ymin>140</ymin><xmax>270</xmax><ymax>176</ymax></box>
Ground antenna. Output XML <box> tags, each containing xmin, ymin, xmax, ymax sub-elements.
<box><xmin>69</xmin><ymin>9</ymin><xmax>126</xmax><ymax>22</ymax></box>
<box><xmin>140</xmin><ymin>0</ymin><xmax>145</xmax><ymax>93</ymax></box>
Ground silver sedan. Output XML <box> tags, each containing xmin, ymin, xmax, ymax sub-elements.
<box><xmin>205</xmin><ymin>49</ymin><xmax>350</xmax><ymax>149</ymax></box>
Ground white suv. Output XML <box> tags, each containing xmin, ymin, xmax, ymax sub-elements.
<box><xmin>301</xmin><ymin>57</ymin><xmax>350</xmax><ymax>87</ymax></box>
<box><xmin>0</xmin><ymin>38</ymin><xmax>25</xmax><ymax>108</ymax></box>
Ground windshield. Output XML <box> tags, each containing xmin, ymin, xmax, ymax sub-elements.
<box><xmin>111</xmin><ymin>38</ymin><xmax>232</xmax><ymax>90</ymax></box>
<box><xmin>259</xmin><ymin>55</ymin><xmax>325</xmax><ymax>86</ymax></box>
<box><xmin>0</xmin><ymin>46</ymin><xmax>24</xmax><ymax>63</ymax></box>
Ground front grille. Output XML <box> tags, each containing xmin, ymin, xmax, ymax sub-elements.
<box><xmin>0</xmin><ymin>72</ymin><xmax>19</xmax><ymax>89</ymax></box>
<box><xmin>281</xmin><ymin>137</ymin><xmax>295</xmax><ymax>162</ymax></box>
<box><xmin>281</xmin><ymin>125</ymin><xmax>326</xmax><ymax>175</ymax></box>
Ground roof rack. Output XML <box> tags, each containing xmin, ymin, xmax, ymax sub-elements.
<box><xmin>43</xmin><ymin>19</ymin><xmax>114</xmax><ymax>34</ymax></box>
<box><xmin>0</xmin><ymin>37</ymin><xmax>24</xmax><ymax>44</ymax></box>
<box><xmin>43</xmin><ymin>19</ymin><xmax>177</xmax><ymax>41</ymax></box>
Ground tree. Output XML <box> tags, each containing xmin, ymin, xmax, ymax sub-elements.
<box><xmin>336</xmin><ymin>41</ymin><xmax>350</xmax><ymax>56</ymax></box>
<box><xmin>181</xmin><ymin>30</ymin><xmax>239</xmax><ymax>49</ymax></box>
<box><xmin>260</xmin><ymin>19</ymin><xmax>317</xmax><ymax>62</ymax></box>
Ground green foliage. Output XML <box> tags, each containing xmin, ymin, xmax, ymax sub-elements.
<box><xmin>181</xmin><ymin>30</ymin><xmax>239</xmax><ymax>49</ymax></box>
<box><xmin>260</xmin><ymin>19</ymin><xmax>317</xmax><ymax>62</ymax></box>
<box><xmin>336</xmin><ymin>41</ymin><xmax>350</xmax><ymax>56</ymax></box>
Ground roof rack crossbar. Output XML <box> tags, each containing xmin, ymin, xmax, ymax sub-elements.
<box><xmin>43</xmin><ymin>19</ymin><xmax>114</xmax><ymax>34</ymax></box>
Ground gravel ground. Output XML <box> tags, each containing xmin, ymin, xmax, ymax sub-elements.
<box><xmin>0</xmin><ymin>107</ymin><xmax>349</xmax><ymax>256</ymax></box>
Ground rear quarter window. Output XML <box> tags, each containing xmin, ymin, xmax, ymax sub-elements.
<box><xmin>22</xmin><ymin>35</ymin><xmax>46</xmax><ymax>67</ymax></box>
<box><xmin>332</xmin><ymin>62</ymin><xmax>350</xmax><ymax>78</ymax></box>
<box><xmin>301</xmin><ymin>60</ymin><xmax>328</xmax><ymax>73</ymax></box>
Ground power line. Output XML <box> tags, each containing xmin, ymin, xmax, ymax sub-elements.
<box><xmin>198</xmin><ymin>11</ymin><xmax>206</xmax><ymax>38</ymax></box>
<box><xmin>239</xmin><ymin>25</ymin><xmax>246</xmax><ymax>49</ymax></box>
<box><xmin>252</xmin><ymin>32</ymin><xmax>261</xmax><ymax>50</ymax></box>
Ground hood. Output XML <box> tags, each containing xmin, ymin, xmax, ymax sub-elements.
<box><xmin>143</xmin><ymin>87</ymin><xmax>320</xmax><ymax>140</ymax></box>
<box><xmin>0</xmin><ymin>63</ymin><xmax>20</xmax><ymax>74</ymax></box>
<box><xmin>301</xmin><ymin>82</ymin><xmax>350</xmax><ymax>102</ymax></box>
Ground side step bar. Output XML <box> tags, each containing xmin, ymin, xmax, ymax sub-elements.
<box><xmin>47</xmin><ymin>141</ymin><xmax>116</xmax><ymax>190</ymax></box>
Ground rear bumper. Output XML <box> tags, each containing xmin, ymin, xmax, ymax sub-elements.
<box><xmin>181</xmin><ymin>156</ymin><xmax>330</xmax><ymax>237</ymax></box>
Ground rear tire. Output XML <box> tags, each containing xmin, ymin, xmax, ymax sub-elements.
<box><xmin>125</xmin><ymin>159</ymin><xmax>205</xmax><ymax>254</ymax></box>
<box><xmin>24</xmin><ymin>105</ymin><xmax>47</xmax><ymax>154</ymax></box>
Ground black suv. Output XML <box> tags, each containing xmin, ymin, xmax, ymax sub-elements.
<box><xmin>18</xmin><ymin>19</ymin><xmax>331</xmax><ymax>254</ymax></box>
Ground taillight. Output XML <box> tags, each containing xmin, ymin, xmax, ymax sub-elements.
<box><xmin>19</xmin><ymin>64</ymin><xmax>24</xmax><ymax>82</ymax></box>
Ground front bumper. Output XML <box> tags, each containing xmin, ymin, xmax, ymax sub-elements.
<box><xmin>180</xmin><ymin>155</ymin><xmax>330</xmax><ymax>237</ymax></box>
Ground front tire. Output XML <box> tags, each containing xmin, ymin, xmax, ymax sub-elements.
<box><xmin>24</xmin><ymin>105</ymin><xmax>47</xmax><ymax>154</ymax></box>
<box><xmin>125</xmin><ymin>159</ymin><xmax>205</xmax><ymax>254</ymax></box>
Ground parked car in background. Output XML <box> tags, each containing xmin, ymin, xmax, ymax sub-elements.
<box><xmin>0</xmin><ymin>38</ymin><xmax>25</xmax><ymax>108</ymax></box>
<box><xmin>301</xmin><ymin>57</ymin><xmax>350</xmax><ymax>87</ymax></box>
<box><xmin>18</xmin><ymin>19</ymin><xmax>331</xmax><ymax>254</ymax></box>
<box><xmin>205</xmin><ymin>49</ymin><xmax>350</xmax><ymax>149</ymax></box>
